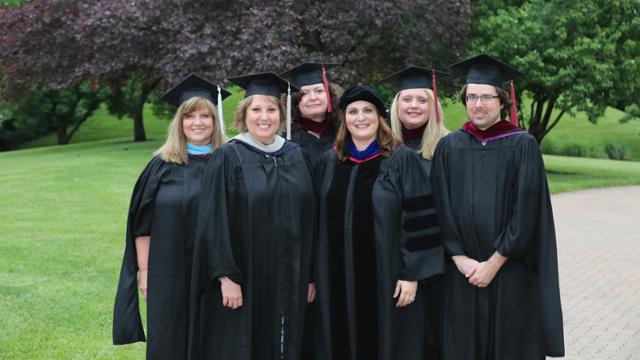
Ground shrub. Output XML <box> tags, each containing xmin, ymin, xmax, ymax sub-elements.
<box><xmin>603</xmin><ymin>143</ymin><xmax>628</xmax><ymax>160</ymax></box>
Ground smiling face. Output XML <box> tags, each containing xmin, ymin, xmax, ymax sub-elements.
<box><xmin>397</xmin><ymin>88</ymin><xmax>430</xmax><ymax>130</ymax></box>
<box><xmin>244</xmin><ymin>94</ymin><xmax>281</xmax><ymax>145</ymax></box>
<box><xmin>298</xmin><ymin>83</ymin><xmax>328</xmax><ymax>121</ymax></box>
<box><xmin>345</xmin><ymin>100</ymin><xmax>380</xmax><ymax>147</ymax></box>
<box><xmin>182</xmin><ymin>106</ymin><xmax>214</xmax><ymax>145</ymax></box>
<box><xmin>465</xmin><ymin>83</ymin><xmax>503</xmax><ymax>130</ymax></box>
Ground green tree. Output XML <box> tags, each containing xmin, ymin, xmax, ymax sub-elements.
<box><xmin>469</xmin><ymin>0</ymin><xmax>640</xmax><ymax>142</ymax></box>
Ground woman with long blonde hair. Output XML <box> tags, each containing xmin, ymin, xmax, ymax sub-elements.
<box><xmin>381</xmin><ymin>66</ymin><xmax>449</xmax><ymax>359</ymax></box>
<box><xmin>113</xmin><ymin>74</ymin><xmax>229</xmax><ymax>359</ymax></box>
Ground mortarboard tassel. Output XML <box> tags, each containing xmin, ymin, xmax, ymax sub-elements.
<box><xmin>286</xmin><ymin>83</ymin><xmax>292</xmax><ymax>140</ymax></box>
<box><xmin>509</xmin><ymin>80</ymin><xmax>519</xmax><ymax>127</ymax></box>
<box><xmin>432</xmin><ymin>69</ymin><xmax>441</xmax><ymax>123</ymax></box>
<box><xmin>322</xmin><ymin>63</ymin><xmax>332</xmax><ymax>113</ymax></box>
<box><xmin>217</xmin><ymin>86</ymin><xmax>225</xmax><ymax>135</ymax></box>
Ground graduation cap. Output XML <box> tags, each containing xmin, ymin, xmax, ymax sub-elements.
<box><xmin>280</xmin><ymin>62</ymin><xmax>338</xmax><ymax>113</ymax></box>
<box><xmin>228</xmin><ymin>72</ymin><xmax>298</xmax><ymax>139</ymax></box>
<box><xmin>449</xmin><ymin>53</ymin><xmax>523</xmax><ymax>127</ymax></box>
<box><xmin>228</xmin><ymin>72</ymin><xmax>296</xmax><ymax>99</ymax></box>
<box><xmin>161</xmin><ymin>73</ymin><xmax>232</xmax><ymax>134</ymax></box>
<box><xmin>338</xmin><ymin>85</ymin><xmax>386</xmax><ymax>117</ymax></box>
<box><xmin>379</xmin><ymin>65</ymin><xmax>448</xmax><ymax>123</ymax></box>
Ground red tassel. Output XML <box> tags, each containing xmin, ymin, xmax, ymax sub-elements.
<box><xmin>322</xmin><ymin>64</ymin><xmax>332</xmax><ymax>113</ymax></box>
<box><xmin>509</xmin><ymin>80</ymin><xmax>519</xmax><ymax>127</ymax></box>
<box><xmin>432</xmin><ymin>69</ymin><xmax>441</xmax><ymax>123</ymax></box>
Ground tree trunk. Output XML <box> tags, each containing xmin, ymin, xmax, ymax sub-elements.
<box><xmin>57</xmin><ymin>129</ymin><xmax>70</xmax><ymax>145</ymax></box>
<box><xmin>527</xmin><ymin>95</ymin><xmax>563</xmax><ymax>144</ymax></box>
<box><xmin>132</xmin><ymin>77</ymin><xmax>161</xmax><ymax>142</ymax></box>
<box><xmin>132</xmin><ymin>106</ymin><xmax>146</xmax><ymax>142</ymax></box>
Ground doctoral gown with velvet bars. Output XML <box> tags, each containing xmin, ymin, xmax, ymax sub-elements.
<box><xmin>189</xmin><ymin>140</ymin><xmax>315</xmax><ymax>360</ymax></box>
<box><xmin>403</xmin><ymin>137</ymin><xmax>443</xmax><ymax>360</ymax></box>
<box><xmin>313</xmin><ymin>147</ymin><xmax>444</xmax><ymax>360</ymax></box>
<box><xmin>289</xmin><ymin>122</ymin><xmax>337</xmax><ymax>167</ymax></box>
<box><xmin>430</xmin><ymin>130</ymin><xmax>565</xmax><ymax>360</ymax></box>
<box><xmin>113</xmin><ymin>154</ymin><xmax>209</xmax><ymax>359</ymax></box>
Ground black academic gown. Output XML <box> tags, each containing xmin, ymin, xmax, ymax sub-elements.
<box><xmin>189</xmin><ymin>140</ymin><xmax>315</xmax><ymax>360</ymax></box>
<box><xmin>314</xmin><ymin>147</ymin><xmax>444</xmax><ymax>360</ymax></box>
<box><xmin>430</xmin><ymin>130</ymin><xmax>565</xmax><ymax>360</ymax></box>
<box><xmin>289</xmin><ymin>122</ymin><xmax>337</xmax><ymax>167</ymax></box>
<box><xmin>113</xmin><ymin>154</ymin><xmax>209</xmax><ymax>359</ymax></box>
<box><xmin>403</xmin><ymin>137</ymin><xmax>443</xmax><ymax>360</ymax></box>
<box><xmin>289</xmin><ymin>121</ymin><xmax>336</xmax><ymax>360</ymax></box>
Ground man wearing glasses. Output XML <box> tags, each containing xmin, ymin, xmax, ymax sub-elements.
<box><xmin>430</xmin><ymin>54</ymin><xmax>565</xmax><ymax>359</ymax></box>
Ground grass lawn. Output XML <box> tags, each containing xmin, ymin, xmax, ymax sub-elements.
<box><xmin>0</xmin><ymin>140</ymin><xmax>160</xmax><ymax>359</ymax></box>
<box><xmin>20</xmin><ymin>91</ymin><xmax>640</xmax><ymax>162</ymax></box>
<box><xmin>543</xmin><ymin>155</ymin><xmax>640</xmax><ymax>193</ymax></box>
<box><xmin>1</xmin><ymin>138</ymin><xmax>640</xmax><ymax>358</ymax></box>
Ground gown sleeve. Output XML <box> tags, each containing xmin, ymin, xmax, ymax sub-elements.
<box><xmin>113</xmin><ymin>156</ymin><xmax>167</xmax><ymax>344</ymax></box>
<box><xmin>492</xmin><ymin>135</ymin><xmax>549</xmax><ymax>259</ymax></box>
<box><xmin>430</xmin><ymin>136</ymin><xmax>466</xmax><ymax>257</ymax></box>
<box><xmin>194</xmin><ymin>146</ymin><xmax>243</xmax><ymax>288</ymax></box>
<box><xmin>395</xmin><ymin>148</ymin><xmax>445</xmax><ymax>281</ymax></box>
<box><xmin>310</xmin><ymin>150</ymin><xmax>334</xmax><ymax>283</ymax></box>
<box><xmin>299</xmin><ymin>147</ymin><xmax>316</xmax><ymax>284</ymax></box>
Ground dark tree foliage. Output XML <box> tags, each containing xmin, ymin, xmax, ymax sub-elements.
<box><xmin>289</xmin><ymin>0</ymin><xmax>472</xmax><ymax>87</ymax></box>
<box><xmin>160</xmin><ymin>0</ymin><xmax>472</xmax><ymax>87</ymax></box>
<box><xmin>0</xmin><ymin>85</ymin><xmax>106</xmax><ymax>147</ymax></box>
<box><xmin>44</xmin><ymin>85</ymin><xmax>107</xmax><ymax>145</ymax></box>
<box><xmin>0</xmin><ymin>0</ymin><xmax>172</xmax><ymax>141</ymax></box>
<box><xmin>1</xmin><ymin>0</ymin><xmax>472</xmax><ymax>145</ymax></box>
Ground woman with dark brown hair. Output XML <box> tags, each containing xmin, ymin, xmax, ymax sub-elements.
<box><xmin>313</xmin><ymin>85</ymin><xmax>444</xmax><ymax>360</ymax></box>
<box><xmin>280</xmin><ymin>62</ymin><xmax>342</xmax><ymax>166</ymax></box>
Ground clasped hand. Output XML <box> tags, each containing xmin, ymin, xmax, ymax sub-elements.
<box><xmin>452</xmin><ymin>255</ymin><xmax>502</xmax><ymax>288</ymax></box>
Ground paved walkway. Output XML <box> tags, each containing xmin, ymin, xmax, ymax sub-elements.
<box><xmin>551</xmin><ymin>186</ymin><xmax>640</xmax><ymax>359</ymax></box>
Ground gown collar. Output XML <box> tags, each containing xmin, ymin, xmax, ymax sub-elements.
<box><xmin>461</xmin><ymin>120</ymin><xmax>524</xmax><ymax>142</ymax></box>
<box><xmin>401</xmin><ymin>124</ymin><xmax>426</xmax><ymax>141</ymax></box>
<box><xmin>348</xmin><ymin>139</ymin><xmax>382</xmax><ymax>163</ymax></box>
<box><xmin>298</xmin><ymin>117</ymin><xmax>331</xmax><ymax>136</ymax></box>
<box><xmin>187</xmin><ymin>143</ymin><xmax>212</xmax><ymax>155</ymax></box>
<box><xmin>233</xmin><ymin>132</ymin><xmax>285</xmax><ymax>154</ymax></box>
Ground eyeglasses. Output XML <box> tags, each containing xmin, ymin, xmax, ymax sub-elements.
<box><xmin>466</xmin><ymin>94</ymin><xmax>499</xmax><ymax>103</ymax></box>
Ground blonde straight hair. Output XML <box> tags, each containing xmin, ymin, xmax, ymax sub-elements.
<box><xmin>154</xmin><ymin>97</ymin><xmax>226</xmax><ymax>164</ymax></box>
<box><xmin>389</xmin><ymin>88</ymin><xmax>449</xmax><ymax>160</ymax></box>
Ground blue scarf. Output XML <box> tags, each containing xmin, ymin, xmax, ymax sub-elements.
<box><xmin>187</xmin><ymin>143</ymin><xmax>212</xmax><ymax>155</ymax></box>
<box><xmin>347</xmin><ymin>139</ymin><xmax>381</xmax><ymax>162</ymax></box>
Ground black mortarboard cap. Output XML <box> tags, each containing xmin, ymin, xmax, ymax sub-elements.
<box><xmin>280</xmin><ymin>62</ymin><xmax>338</xmax><ymax>88</ymax></box>
<box><xmin>339</xmin><ymin>85</ymin><xmax>386</xmax><ymax>116</ymax></box>
<box><xmin>449</xmin><ymin>53</ymin><xmax>523</xmax><ymax>89</ymax></box>
<box><xmin>379</xmin><ymin>66</ymin><xmax>448</xmax><ymax>92</ymax></box>
<box><xmin>161</xmin><ymin>73</ymin><xmax>231</xmax><ymax>107</ymax></box>
<box><xmin>228</xmin><ymin>72</ymin><xmax>297</xmax><ymax>99</ymax></box>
